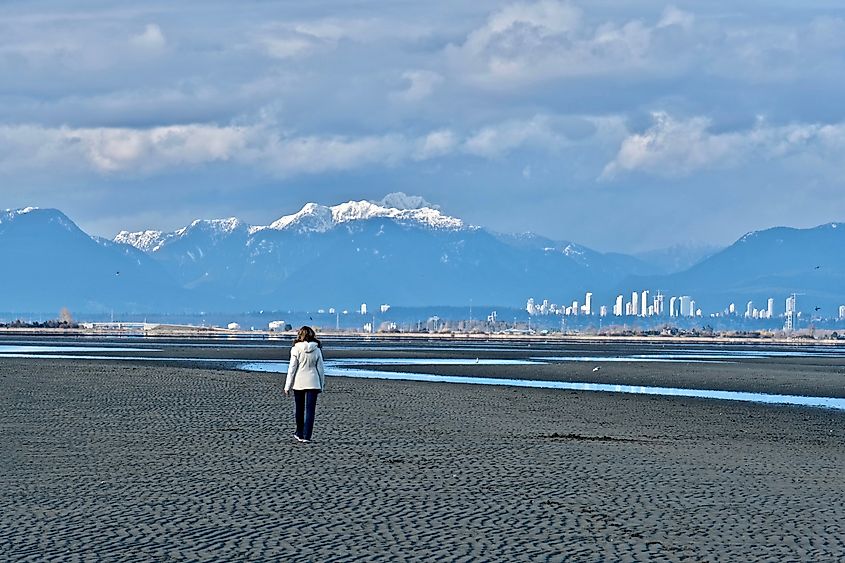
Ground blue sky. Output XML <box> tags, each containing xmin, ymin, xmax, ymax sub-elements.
<box><xmin>3</xmin><ymin>0</ymin><xmax>845</xmax><ymax>252</ymax></box>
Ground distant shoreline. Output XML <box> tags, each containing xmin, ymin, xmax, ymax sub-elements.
<box><xmin>0</xmin><ymin>325</ymin><xmax>842</xmax><ymax>346</ymax></box>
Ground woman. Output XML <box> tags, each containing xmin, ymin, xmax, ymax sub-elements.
<box><xmin>284</xmin><ymin>326</ymin><xmax>326</xmax><ymax>443</ymax></box>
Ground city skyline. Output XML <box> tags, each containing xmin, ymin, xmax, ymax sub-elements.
<box><xmin>527</xmin><ymin>291</ymin><xmax>845</xmax><ymax>327</ymax></box>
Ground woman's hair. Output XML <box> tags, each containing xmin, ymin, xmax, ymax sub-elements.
<box><xmin>294</xmin><ymin>325</ymin><xmax>321</xmax><ymax>347</ymax></box>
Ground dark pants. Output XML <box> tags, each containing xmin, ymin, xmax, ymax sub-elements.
<box><xmin>294</xmin><ymin>389</ymin><xmax>320</xmax><ymax>440</ymax></box>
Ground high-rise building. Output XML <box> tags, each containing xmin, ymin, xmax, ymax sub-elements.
<box><xmin>784</xmin><ymin>294</ymin><xmax>797</xmax><ymax>331</ymax></box>
<box><xmin>690</xmin><ymin>300</ymin><xmax>696</xmax><ymax>317</ymax></box>
<box><xmin>679</xmin><ymin>296</ymin><xmax>692</xmax><ymax>317</ymax></box>
<box><xmin>572</xmin><ymin>301</ymin><xmax>579</xmax><ymax>315</ymax></box>
<box><xmin>728</xmin><ymin>303</ymin><xmax>736</xmax><ymax>315</ymax></box>
<box><xmin>654</xmin><ymin>292</ymin><xmax>665</xmax><ymax>316</ymax></box>
<box><xmin>614</xmin><ymin>295</ymin><xmax>624</xmax><ymax>316</ymax></box>
<box><xmin>599</xmin><ymin>305</ymin><xmax>608</xmax><ymax>317</ymax></box>
<box><xmin>839</xmin><ymin>305</ymin><xmax>845</xmax><ymax>320</ymax></box>
<box><xmin>632</xmin><ymin>292</ymin><xmax>639</xmax><ymax>317</ymax></box>
<box><xmin>641</xmin><ymin>290</ymin><xmax>649</xmax><ymax>317</ymax></box>
<box><xmin>766</xmin><ymin>298</ymin><xmax>774</xmax><ymax>319</ymax></box>
<box><xmin>584</xmin><ymin>292</ymin><xmax>593</xmax><ymax>316</ymax></box>
<box><xmin>380</xmin><ymin>304</ymin><xmax>391</xmax><ymax>313</ymax></box>
<box><xmin>526</xmin><ymin>298</ymin><xmax>536</xmax><ymax>315</ymax></box>
<box><xmin>669</xmin><ymin>296</ymin><xmax>677</xmax><ymax>317</ymax></box>
<box><xmin>745</xmin><ymin>301</ymin><xmax>753</xmax><ymax>318</ymax></box>
<box><xmin>360</xmin><ymin>303</ymin><xmax>368</xmax><ymax>315</ymax></box>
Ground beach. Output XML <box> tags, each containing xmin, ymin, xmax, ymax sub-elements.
<box><xmin>2</xmin><ymin>347</ymin><xmax>845</xmax><ymax>561</ymax></box>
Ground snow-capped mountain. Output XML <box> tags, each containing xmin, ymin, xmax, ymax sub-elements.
<box><xmin>115</xmin><ymin>217</ymin><xmax>247</xmax><ymax>253</ymax></box>
<box><xmin>115</xmin><ymin>194</ymin><xmax>465</xmax><ymax>250</ymax></box>
<box><xmin>103</xmin><ymin>194</ymin><xmax>662</xmax><ymax>309</ymax></box>
<box><xmin>6</xmin><ymin>196</ymin><xmax>842</xmax><ymax>314</ymax></box>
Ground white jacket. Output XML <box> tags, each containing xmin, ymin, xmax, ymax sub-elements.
<box><xmin>284</xmin><ymin>341</ymin><xmax>326</xmax><ymax>392</ymax></box>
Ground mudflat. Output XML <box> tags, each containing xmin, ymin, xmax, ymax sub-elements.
<box><xmin>2</xmin><ymin>355</ymin><xmax>844</xmax><ymax>561</ymax></box>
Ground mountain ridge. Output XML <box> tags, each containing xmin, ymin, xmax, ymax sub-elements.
<box><xmin>2</xmin><ymin>198</ymin><xmax>844</xmax><ymax>314</ymax></box>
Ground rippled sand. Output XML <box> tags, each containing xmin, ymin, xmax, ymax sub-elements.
<box><xmin>2</xmin><ymin>357</ymin><xmax>844</xmax><ymax>561</ymax></box>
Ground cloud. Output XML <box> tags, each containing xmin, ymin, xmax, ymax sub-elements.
<box><xmin>446</xmin><ymin>0</ymin><xmax>664</xmax><ymax>86</ymax></box>
<box><xmin>0</xmin><ymin>123</ymin><xmax>430</xmax><ymax>176</ymax></box>
<box><xmin>601</xmin><ymin>112</ymin><xmax>845</xmax><ymax>179</ymax></box>
<box><xmin>457</xmin><ymin>114</ymin><xmax>626</xmax><ymax>160</ymax></box>
<box><xmin>0</xmin><ymin>113</ymin><xmax>620</xmax><ymax>177</ymax></box>
<box><xmin>415</xmin><ymin>129</ymin><xmax>458</xmax><ymax>160</ymax></box>
<box><xmin>657</xmin><ymin>6</ymin><xmax>694</xmax><ymax>30</ymax></box>
<box><xmin>129</xmin><ymin>23</ymin><xmax>166</xmax><ymax>51</ymax></box>
<box><xmin>391</xmin><ymin>70</ymin><xmax>443</xmax><ymax>103</ymax></box>
<box><xmin>256</xmin><ymin>17</ymin><xmax>430</xmax><ymax>60</ymax></box>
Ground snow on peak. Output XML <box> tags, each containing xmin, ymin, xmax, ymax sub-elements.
<box><xmin>1</xmin><ymin>206</ymin><xmax>40</xmax><ymax>224</ymax></box>
<box><xmin>116</xmin><ymin>217</ymin><xmax>247</xmax><ymax>252</ymax></box>
<box><xmin>563</xmin><ymin>244</ymin><xmax>584</xmax><ymax>257</ymax></box>
<box><xmin>114</xmin><ymin>230</ymin><xmax>169</xmax><ymax>252</ymax></box>
<box><xmin>265</xmin><ymin>203</ymin><xmax>334</xmax><ymax>233</ymax></box>
<box><xmin>114</xmin><ymin>194</ymin><xmax>464</xmax><ymax>251</ymax></box>
<box><xmin>187</xmin><ymin>217</ymin><xmax>244</xmax><ymax>233</ymax></box>
<box><xmin>265</xmin><ymin>195</ymin><xmax>462</xmax><ymax>233</ymax></box>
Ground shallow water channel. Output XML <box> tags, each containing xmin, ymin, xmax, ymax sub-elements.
<box><xmin>2</xmin><ymin>342</ymin><xmax>845</xmax><ymax>411</ymax></box>
<box><xmin>243</xmin><ymin>358</ymin><xmax>845</xmax><ymax>412</ymax></box>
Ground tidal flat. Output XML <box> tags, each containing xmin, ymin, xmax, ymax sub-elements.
<box><xmin>1</xmin><ymin>337</ymin><xmax>844</xmax><ymax>561</ymax></box>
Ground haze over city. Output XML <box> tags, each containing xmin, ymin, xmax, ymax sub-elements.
<box><xmin>4</xmin><ymin>1</ymin><xmax>845</xmax><ymax>253</ymax></box>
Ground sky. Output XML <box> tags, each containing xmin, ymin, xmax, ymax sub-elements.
<box><xmin>3</xmin><ymin>0</ymin><xmax>845</xmax><ymax>253</ymax></box>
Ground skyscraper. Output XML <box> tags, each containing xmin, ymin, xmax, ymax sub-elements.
<box><xmin>641</xmin><ymin>290</ymin><xmax>649</xmax><ymax>317</ymax></box>
<box><xmin>632</xmin><ymin>292</ymin><xmax>639</xmax><ymax>317</ymax></box>
<box><xmin>839</xmin><ymin>305</ymin><xmax>845</xmax><ymax>320</ymax></box>
<box><xmin>679</xmin><ymin>296</ymin><xmax>692</xmax><ymax>317</ymax></box>
<box><xmin>614</xmin><ymin>295</ymin><xmax>624</xmax><ymax>316</ymax></box>
<box><xmin>784</xmin><ymin>294</ymin><xmax>797</xmax><ymax>331</ymax></box>
<box><xmin>766</xmin><ymin>298</ymin><xmax>774</xmax><ymax>319</ymax></box>
<box><xmin>654</xmin><ymin>292</ymin><xmax>665</xmax><ymax>316</ymax></box>
<box><xmin>584</xmin><ymin>292</ymin><xmax>593</xmax><ymax>316</ymax></box>
<box><xmin>669</xmin><ymin>296</ymin><xmax>677</xmax><ymax>317</ymax></box>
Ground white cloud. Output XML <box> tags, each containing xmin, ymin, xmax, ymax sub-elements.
<box><xmin>601</xmin><ymin>112</ymin><xmax>845</xmax><ymax>179</ymax></box>
<box><xmin>260</xmin><ymin>36</ymin><xmax>317</xmax><ymax>59</ymax></box>
<box><xmin>447</xmin><ymin>0</ymin><xmax>662</xmax><ymax>86</ymax></box>
<box><xmin>464</xmin><ymin>116</ymin><xmax>566</xmax><ymax>158</ymax></box>
<box><xmin>657</xmin><ymin>6</ymin><xmax>694</xmax><ymax>30</ymax></box>
<box><xmin>0</xmin><ymin>123</ymin><xmax>427</xmax><ymax>176</ymax></box>
<box><xmin>391</xmin><ymin>70</ymin><xmax>443</xmax><ymax>103</ymax></box>
<box><xmin>414</xmin><ymin>129</ymin><xmax>458</xmax><ymax>160</ymax></box>
<box><xmin>129</xmin><ymin>23</ymin><xmax>166</xmax><ymax>51</ymax></box>
<box><xmin>0</xmin><ymin>113</ymin><xmax>618</xmax><ymax>178</ymax></box>
<box><xmin>257</xmin><ymin>17</ymin><xmax>430</xmax><ymax>60</ymax></box>
<box><xmin>261</xmin><ymin>133</ymin><xmax>410</xmax><ymax>174</ymax></box>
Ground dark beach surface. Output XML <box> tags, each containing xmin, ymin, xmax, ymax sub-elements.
<box><xmin>2</xmin><ymin>336</ymin><xmax>844</xmax><ymax>561</ymax></box>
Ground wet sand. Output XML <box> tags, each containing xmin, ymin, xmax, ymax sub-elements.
<box><xmin>2</xmin><ymin>354</ymin><xmax>845</xmax><ymax>561</ymax></box>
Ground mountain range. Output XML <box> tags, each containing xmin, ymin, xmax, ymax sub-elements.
<box><xmin>1</xmin><ymin>194</ymin><xmax>843</xmax><ymax>315</ymax></box>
